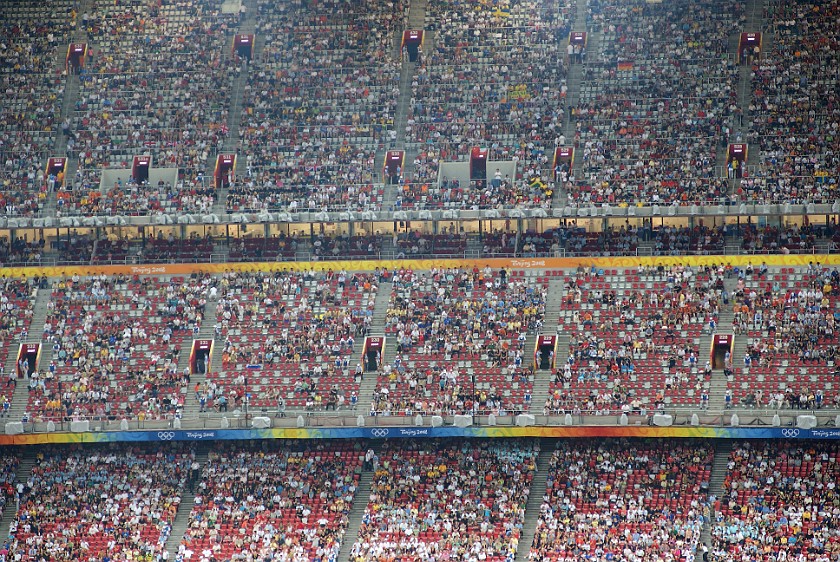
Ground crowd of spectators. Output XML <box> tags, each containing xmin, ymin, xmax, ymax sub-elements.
<box><xmin>137</xmin><ymin>234</ymin><xmax>215</xmax><ymax>264</ymax></box>
<box><xmin>0</xmin><ymin>454</ymin><xmax>18</xmax><ymax>522</ymax></box>
<box><xmin>712</xmin><ymin>441</ymin><xmax>840</xmax><ymax>561</ymax></box>
<box><xmin>8</xmin><ymin>444</ymin><xmax>192</xmax><ymax>562</ymax></box>
<box><xmin>375</xmin><ymin>266</ymin><xmax>545</xmax><ymax>415</ymax></box>
<box><xmin>312</xmin><ymin>233</ymin><xmax>383</xmax><ymax>260</ymax></box>
<box><xmin>548</xmin><ymin>265</ymin><xmax>721</xmax><ymax>414</ymax></box>
<box><xmin>732</xmin><ymin>265</ymin><xmax>838</xmax><ymax>364</ymax></box>
<box><xmin>0</xmin><ymin>238</ymin><xmax>44</xmax><ymax>267</ymax></box>
<box><xmin>33</xmin><ymin>273</ymin><xmax>211</xmax><ymax>421</ymax></box>
<box><xmin>179</xmin><ymin>441</ymin><xmax>363</xmax><ymax>562</ymax></box>
<box><xmin>0</xmin><ymin>278</ymin><xmax>36</xmax><ymax>368</ymax></box>
<box><xmin>652</xmin><ymin>225</ymin><xmax>725</xmax><ymax>256</ymax></box>
<box><xmin>530</xmin><ymin>439</ymin><xmax>712</xmax><ymax>561</ymax></box>
<box><xmin>738</xmin><ymin>224</ymin><xmax>818</xmax><ymax>254</ymax></box>
<box><xmin>0</xmin><ymin>0</ymin><xmax>75</xmax><ymax>218</ymax></box>
<box><xmin>68</xmin><ymin>0</ymin><xmax>237</xmax><ymax>214</ymax></box>
<box><xmin>400</xmin><ymin>0</ymin><xmax>574</xmax><ymax>209</ymax></box>
<box><xmin>227</xmin><ymin>234</ymin><xmax>299</xmax><ymax>262</ymax></box>
<box><xmin>518</xmin><ymin>225</ymin><xmax>640</xmax><ymax>256</ymax></box>
<box><xmin>481</xmin><ymin>230</ymin><xmax>517</xmax><ymax>256</ymax></box>
<box><xmin>208</xmin><ymin>269</ymin><xmax>378</xmax><ymax>410</ymax></box>
<box><xmin>745</xmin><ymin>0</ymin><xmax>839</xmax><ymax>204</ymax></box>
<box><xmin>57</xmin><ymin>175</ymin><xmax>217</xmax><ymax>217</ymax></box>
<box><xmin>728</xmin><ymin>265</ymin><xmax>840</xmax><ymax>408</ymax></box>
<box><xmin>54</xmin><ymin>232</ymin><xmax>94</xmax><ymax>265</ymax></box>
<box><xmin>351</xmin><ymin>439</ymin><xmax>537</xmax><ymax>561</ymax></box>
<box><xmin>570</xmin><ymin>0</ymin><xmax>743</xmax><ymax>206</ymax></box>
<box><xmin>392</xmin><ymin>230</ymin><xmax>467</xmax><ymax>259</ymax></box>
<box><xmin>229</xmin><ymin>0</ymin><xmax>404</xmax><ymax>213</ymax></box>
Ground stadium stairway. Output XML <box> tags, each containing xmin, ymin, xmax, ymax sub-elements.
<box><xmin>529</xmin><ymin>278</ymin><xmax>566</xmax><ymax>414</ymax></box>
<box><xmin>513</xmin><ymin>446</ymin><xmax>553</xmax><ymax>562</ymax></box>
<box><xmin>555</xmin><ymin>0</ymin><xmax>590</xmax><ymax>208</ymax></box>
<box><xmin>389</xmin><ymin>0</ymin><xmax>430</xmax><ymax>154</ymax></box>
<box><xmin>164</xmin><ymin>446</ymin><xmax>211</xmax><ymax>561</ymax></box>
<box><xmin>736</xmin><ymin>0</ymin><xmax>768</xmax><ymax>177</ymax></box>
<box><xmin>335</xmin><ymin>468</ymin><xmax>374</xmax><ymax>562</ymax></box>
<box><xmin>706</xmin><ymin>302</ymin><xmax>735</xmax><ymax>412</ymax></box>
<box><xmin>353</xmin><ymin>280</ymin><xmax>394</xmax><ymax>409</ymax></box>
<box><xmin>211</xmin><ymin>0</ymin><xmax>257</xmax><ymax>216</ymax></box>
<box><xmin>561</xmin><ymin>0</ymin><xmax>588</xmax><ymax>142</ymax></box>
<box><xmin>180</xmin><ymin>313</ymin><xmax>220</xmax><ymax>418</ymax></box>
<box><xmin>0</xmin><ymin>451</ymin><xmax>36</xmax><ymax>540</ymax></box>
<box><xmin>378</xmin><ymin>151</ymin><xmax>400</xmax><ymax>211</ymax></box>
<box><xmin>5</xmin><ymin>286</ymin><xmax>54</xmax><ymax>424</ymax></box>
<box><xmin>465</xmin><ymin>232</ymin><xmax>484</xmax><ymax>258</ymax></box>
<box><xmin>699</xmin><ymin>439</ymin><xmax>733</xmax><ymax>549</ymax></box>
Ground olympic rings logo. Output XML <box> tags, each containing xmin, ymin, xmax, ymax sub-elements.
<box><xmin>158</xmin><ymin>431</ymin><xmax>176</xmax><ymax>441</ymax></box>
<box><xmin>370</xmin><ymin>428</ymin><xmax>390</xmax><ymax>438</ymax></box>
<box><xmin>781</xmin><ymin>428</ymin><xmax>800</xmax><ymax>438</ymax></box>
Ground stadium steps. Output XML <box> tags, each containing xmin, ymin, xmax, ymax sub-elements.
<box><xmin>465</xmin><ymin>234</ymin><xmax>484</xmax><ymax>257</ymax></box>
<box><xmin>181</xmin><ymin>313</ymin><xmax>221</xmax><ymax>418</ymax></box>
<box><xmin>353</xmin><ymin>280</ymin><xmax>394</xmax><ymax>408</ymax></box>
<box><xmin>164</xmin><ymin>447</ymin><xmax>211</xmax><ymax>560</ymax></box>
<box><xmin>407</xmin><ymin>0</ymin><xmax>428</xmax><ymax>28</ymax></box>
<box><xmin>708</xmin><ymin>307</ymin><xmax>733</xmax><ymax>413</ymax></box>
<box><xmin>513</xmin><ymin>447</ymin><xmax>553</xmax><ymax>562</ymax></box>
<box><xmin>700</xmin><ymin>439</ymin><xmax>734</xmax><ymax>548</ymax></box>
<box><xmin>636</xmin><ymin>239</ymin><xmax>656</xmax><ymax>256</ymax></box>
<box><xmin>5</xmin><ymin>285</ymin><xmax>54</xmax><ymax>424</ymax></box>
<box><xmin>390</xmin><ymin>0</ymin><xmax>430</xmax><ymax>152</ymax></box>
<box><xmin>555</xmin><ymin>0</ymin><xmax>591</xmax><ymax>208</ymax></box>
<box><xmin>335</xmin><ymin>468</ymin><xmax>374</xmax><ymax>562</ymax></box>
<box><xmin>0</xmin><ymin>451</ymin><xmax>37</xmax><ymax>540</ymax></box>
<box><xmin>391</xmin><ymin>61</ymin><xmax>415</xmax><ymax>152</ymax></box>
<box><xmin>44</xmin><ymin>48</ymin><xmax>83</xmax><ymax>217</ymax></box>
<box><xmin>379</xmin><ymin>235</ymin><xmax>399</xmax><ymax>260</ymax></box>
<box><xmin>561</xmin><ymin>0</ymin><xmax>592</xmax><ymax>144</ymax></box>
<box><xmin>211</xmin><ymin>0</ymin><xmax>258</xmax><ymax>216</ymax></box>
<box><xmin>377</xmin><ymin>150</ymin><xmax>399</xmax><ymax>211</ymax></box>
<box><xmin>529</xmin><ymin>279</ymin><xmax>566</xmax><ymax>414</ymax></box>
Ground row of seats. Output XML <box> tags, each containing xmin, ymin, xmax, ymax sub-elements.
<box><xmin>376</xmin><ymin>267</ymin><xmax>546</xmax><ymax>415</ymax></box>
<box><xmin>1</xmin><ymin>263</ymin><xmax>837</xmax><ymax>419</ymax></box>
<box><xmin>571</xmin><ymin>0</ymin><xmax>744</xmax><ymax>206</ymax></box>
<box><xmin>547</xmin><ymin>265</ymin><xmax>719</xmax><ymax>413</ymax></box>
<box><xmin>351</xmin><ymin>439</ymin><xmax>538</xmax><ymax>561</ymax></box>
<box><xmin>744</xmin><ymin>0</ymin><xmax>839</xmax><ymax>205</ymax></box>
<box><xmin>1</xmin><ymin>440</ymin><xmax>840</xmax><ymax>561</ymax></box>
<box><xmin>206</xmin><ymin>269</ymin><xmax>378</xmax><ymax>410</ymax></box>
<box><xmin>228</xmin><ymin>0</ymin><xmax>405</xmax><ymax>213</ymax></box>
<box><xmin>8</xmin><ymin>444</ymin><xmax>192</xmax><ymax>561</ymax></box>
<box><xmin>401</xmin><ymin>0</ymin><xmax>574</xmax><ymax>210</ymax></box>
<box><xmin>32</xmin><ymin>273</ymin><xmax>210</xmax><ymax>421</ymax></box>
<box><xmin>178</xmin><ymin>441</ymin><xmax>364</xmax><ymax>562</ymax></box>
<box><xmin>66</xmin><ymin>0</ymin><xmax>237</xmax><ymax>215</ymax></box>
<box><xmin>0</xmin><ymin>0</ymin><xmax>76</xmax><ymax>218</ymax></box>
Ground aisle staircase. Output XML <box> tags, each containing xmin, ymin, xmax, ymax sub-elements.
<box><xmin>0</xmin><ymin>451</ymin><xmax>36</xmax><ymax>541</ymax></box>
<box><xmin>164</xmin><ymin>447</ymin><xmax>210</xmax><ymax>560</ymax></box>
<box><xmin>335</xmin><ymin>469</ymin><xmax>374</xmax><ymax>562</ymax></box>
<box><xmin>5</xmin><ymin>286</ymin><xmax>53</xmax><ymax>424</ymax></box>
<box><xmin>699</xmin><ymin>439</ymin><xmax>733</xmax><ymax>549</ymax></box>
<box><xmin>211</xmin><ymin>0</ymin><xmax>258</xmax><ymax>216</ymax></box>
<box><xmin>513</xmin><ymin>447</ymin><xmax>553</xmax><ymax>562</ymax></box>
<box><xmin>555</xmin><ymin>0</ymin><xmax>590</xmax><ymax>207</ymax></box>
<box><xmin>355</xmin><ymin>282</ymin><xmax>394</xmax><ymax>410</ymax></box>
<box><xmin>180</xmin><ymin>316</ymin><xmax>219</xmax><ymax>417</ymax></box>
<box><xmin>529</xmin><ymin>278</ymin><xmax>566</xmax><ymax>414</ymax></box>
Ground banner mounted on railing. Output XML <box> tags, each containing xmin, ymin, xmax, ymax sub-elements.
<box><xmin>2</xmin><ymin>424</ymin><xmax>838</xmax><ymax>446</ymax></box>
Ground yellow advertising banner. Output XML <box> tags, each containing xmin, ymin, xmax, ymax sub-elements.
<box><xmin>3</xmin><ymin>253</ymin><xmax>840</xmax><ymax>279</ymax></box>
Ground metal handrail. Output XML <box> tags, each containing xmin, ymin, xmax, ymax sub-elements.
<box><xmin>15</xmin><ymin>405</ymin><xmax>840</xmax><ymax>435</ymax></box>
